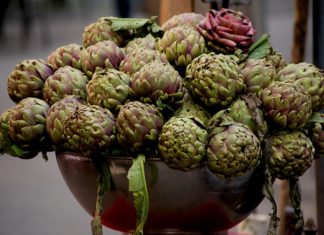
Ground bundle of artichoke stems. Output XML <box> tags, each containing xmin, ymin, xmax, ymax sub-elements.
<box><xmin>1</xmin><ymin>8</ymin><xmax>323</xmax><ymax>235</ymax></box>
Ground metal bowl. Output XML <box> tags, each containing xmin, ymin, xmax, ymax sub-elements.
<box><xmin>56</xmin><ymin>152</ymin><xmax>265</xmax><ymax>234</ymax></box>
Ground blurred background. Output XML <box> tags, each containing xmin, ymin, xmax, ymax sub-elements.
<box><xmin>0</xmin><ymin>0</ymin><xmax>317</xmax><ymax>234</ymax></box>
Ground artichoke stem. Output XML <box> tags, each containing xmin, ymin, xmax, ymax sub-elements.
<box><xmin>289</xmin><ymin>178</ymin><xmax>304</xmax><ymax>234</ymax></box>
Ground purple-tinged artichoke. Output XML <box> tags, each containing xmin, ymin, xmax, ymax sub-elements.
<box><xmin>161</xmin><ymin>12</ymin><xmax>204</xmax><ymax>31</ymax></box>
<box><xmin>7</xmin><ymin>59</ymin><xmax>54</xmax><ymax>103</ymax></box>
<box><xmin>82</xmin><ymin>40</ymin><xmax>125</xmax><ymax>77</ymax></box>
<box><xmin>156</xmin><ymin>25</ymin><xmax>206</xmax><ymax>67</ymax></box>
<box><xmin>86</xmin><ymin>68</ymin><xmax>131</xmax><ymax>112</ymax></box>
<box><xmin>119</xmin><ymin>48</ymin><xmax>167</xmax><ymax>76</ymax></box>
<box><xmin>82</xmin><ymin>17</ymin><xmax>128</xmax><ymax>48</ymax></box>
<box><xmin>46</xmin><ymin>95</ymin><xmax>85</xmax><ymax>145</ymax></box>
<box><xmin>8</xmin><ymin>97</ymin><xmax>50</xmax><ymax>147</ymax></box>
<box><xmin>207</xmin><ymin>116</ymin><xmax>261</xmax><ymax>179</ymax></box>
<box><xmin>197</xmin><ymin>8</ymin><xmax>256</xmax><ymax>53</ymax></box>
<box><xmin>242</xmin><ymin>58</ymin><xmax>277</xmax><ymax>95</ymax></box>
<box><xmin>261</xmin><ymin>80</ymin><xmax>312</xmax><ymax>129</ymax></box>
<box><xmin>47</xmin><ymin>43</ymin><xmax>84</xmax><ymax>71</ymax></box>
<box><xmin>116</xmin><ymin>101</ymin><xmax>164</xmax><ymax>153</ymax></box>
<box><xmin>62</xmin><ymin>104</ymin><xmax>116</xmax><ymax>156</ymax></box>
<box><xmin>130</xmin><ymin>61</ymin><xmax>183</xmax><ymax>104</ymax></box>
<box><xmin>43</xmin><ymin>66</ymin><xmax>89</xmax><ymax>105</ymax></box>
<box><xmin>158</xmin><ymin>116</ymin><xmax>208</xmax><ymax>171</ymax></box>
<box><xmin>266</xmin><ymin>49</ymin><xmax>287</xmax><ymax>72</ymax></box>
<box><xmin>185</xmin><ymin>52</ymin><xmax>245</xmax><ymax>109</ymax></box>
<box><xmin>124</xmin><ymin>34</ymin><xmax>157</xmax><ymax>54</ymax></box>
<box><xmin>278</xmin><ymin>62</ymin><xmax>324</xmax><ymax>110</ymax></box>
<box><xmin>265</xmin><ymin>130</ymin><xmax>314</xmax><ymax>179</ymax></box>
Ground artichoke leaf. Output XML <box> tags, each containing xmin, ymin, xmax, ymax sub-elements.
<box><xmin>127</xmin><ymin>154</ymin><xmax>149</xmax><ymax>235</ymax></box>
<box><xmin>248</xmin><ymin>34</ymin><xmax>272</xmax><ymax>60</ymax></box>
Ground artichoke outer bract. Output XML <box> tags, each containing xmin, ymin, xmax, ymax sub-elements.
<box><xmin>116</xmin><ymin>101</ymin><xmax>164</xmax><ymax>153</ymax></box>
<box><xmin>7</xmin><ymin>59</ymin><xmax>54</xmax><ymax>103</ymax></box>
<box><xmin>261</xmin><ymin>80</ymin><xmax>312</xmax><ymax>129</ymax></box>
<box><xmin>185</xmin><ymin>52</ymin><xmax>245</xmax><ymax>109</ymax></box>
<box><xmin>86</xmin><ymin>68</ymin><xmax>131</xmax><ymax>113</ymax></box>
<box><xmin>62</xmin><ymin>104</ymin><xmax>116</xmax><ymax>156</ymax></box>
<box><xmin>207</xmin><ymin>118</ymin><xmax>261</xmax><ymax>179</ymax></box>
<box><xmin>161</xmin><ymin>12</ymin><xmax>205</xmax><ymax>31</ymax></box>
<box><xmin>158</xmin><ymin>116</ymin><xmax>208</xmax><ymax>171</ymax></box>
<box><xmin>265</xmin><ymin>131</ymin><xmax>315</xmax><ymax>179</ymax></box>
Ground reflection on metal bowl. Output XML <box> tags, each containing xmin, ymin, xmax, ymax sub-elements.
<box><xmin>56</xmin><ymin>152</ymin><xmax>265</xmax><ymax>234</ymax></box>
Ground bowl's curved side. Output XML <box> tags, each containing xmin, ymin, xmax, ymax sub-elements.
<box><xmin>56</xmin><ymin>152</ymin><xmax>265</xmax><ymax>234</ymax></box>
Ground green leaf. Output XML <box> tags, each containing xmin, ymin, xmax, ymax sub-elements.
<box><xmin>307</xmin><ymin>112</ymin><xmax>324</xmax><ymax>123</ymax></box>
<box><xmin>127</xmin><ymin>154</ymin><xmax>149</xmax><ymax>235</ymax></box>
<box><xmin>248</xmin><ymin>34</ymin><xmax>272</xmax><ymax>60</ymax></box>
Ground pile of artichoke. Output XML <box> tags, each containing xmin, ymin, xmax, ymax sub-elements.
<box><xmin>0</xmin><ymin>8</ymin><xmax>323</xmax><ymax>235</ymax></box>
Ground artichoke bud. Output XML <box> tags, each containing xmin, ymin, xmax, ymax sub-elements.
<box><xmin>158</xmin><ymin>116</ymin><xmax>208</xmax><ymax>171</ymax></box>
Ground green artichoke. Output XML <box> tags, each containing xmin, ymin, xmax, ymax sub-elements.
<box><xmin>278</xmin><ymin>62</ymin><xmax>324</xmax><ymax>110</ymax></box>
<box><xmin>158</xmin><ymin>116</ymin><xmax>208</xmax><ymax>171</ymax></box>
<box><xmin>46</xmin><ymin>95</ymin><xmax>85</xmax><ymax>145</ymax></box>
<box><xmin>119</xmin><ymin>48</ymin><xmax>167</xmax><ymax>76</ymax></box>
<box><xmin>8</xmin><ymin>97</ymin><xmax>50</xmax><ymax>147</ymax></box>
<box><xmin>130</xmin><ymin>61</ymin><xmax>183</xmax><ymax>104</ymax></box>
<box><xmin>86</xmin><ymin>68</ymin><xmax>131</xmax><ymax>112</ymax></box>
<box><xmin>156</xmin><ymin>25</ymin><xmax>206</xmax><ymax>67</ymax></box>
<box><xmin>124</xmin><ymin>34</ymin><xmax>157</xmax><ymax>54</ymax></box>
<box><xmin>261</xmin><ymin>80</ymin><xmax>312</xmax><ymax>129</ymax></box>
<box><xmin>242</xmin><ymin>58</ymin><xmax>277</xmax><ymax>95</ymax></box>
<box><xmin>43</xmin><ymin>66</ymin><xmax>89</xmax><ymax>105</ymax></box>
<box><xmin>7</xmin><ymin>59</ymin><xmax>54</xmax><ymax>103</ymax></box>
<box><xmin>227</xmin><ymin>94</ymin><xmax>268</xmax><ymax>140</ymax></box>
<box><xmin>312</xmin><ymin>121</ymin><xmax>324</xmax><ymax>158</ymax></box>
<box><xmin>62</xmin><ymin>104</ymin><xmax>116</xmax><ymax>156</ymax></box>
<box><xmin>197</xmin><ymin>9</ymin><xmax>256</xmax><ymax>53</ymax></box>
<box><xmin>265</xmin><ymin>49</ymin><xmax>287</xmax><ymax>72</ymax></box>
<box><xmin>116</xmin><ymin>101</ymin><xmax>164</xmax><ymax>153</ymax></box>
<box><xmin>265</xmin><ymin>130</ymin><xmax>314</xmax><ymax>179</ymax></box>
<box><xmin>185</xmin><ymin>52</ymin><xmax>245</xmax><ymax>108</ymax></box>
<box><xmin>47</xmin><ymin>43</ymin><xmax>84</xmax><ymax>71</ymax></box>
<box><xmin>82</xmin><ymin>40</ymin><xmax>125</xmax><ymax>77</ymax></box>
<box><xmin>82</xmin><ymin>17</ymin><xmax>128</xmax><ymax>47</ymax></box>
<box><xmin>207</xmin><ymin>117</ymin><xmax>261</xmax><ymax>179</ymax></box>
<box><xmin>161</xmin><ymin>12</ymin><xmax>204</xmax><ymax>31</ymax></box>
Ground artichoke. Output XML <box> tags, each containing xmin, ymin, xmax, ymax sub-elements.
<box><xmin>312</xmin><ymin>121</ymin><xmax>324</xmax><ymax>159</ymax></box>
<box><xmin>156</xmin><ymin>25</ymin><xmax>206</xmax><ymax>67</ymax></box>
<box><xmin>124</xmin><ymin>34</ymin><xmax>157</xmax><ymax>54</ymax></box>
<box><xmin>227</xmin><ymin>94</ymin><xmax>268</xmax><ymax>140</ymax></box>
<box><xmin>82</xmin><ymin>17</ymin><xmax>128</xmax><ymax>47</ymax></box>
<box><xmin>47</xmin><ymin>43</ymin><xmax>84</xmax><ymax>71</ymax></box>
<box><xmin>161</xmin><ymin>12</ymin><xmax>204</xmax><ymax>31</ymax></box>
<box><xmin>130</xmin><ymin>61</ymin><xmax>183</xmax><ymax>104</ymax></box>
<box><xmin>197</xmin><ymin>8</ymin><xmax>256</xmax><ymax>53</ymax></box>
<box><xmin>46</xmin><ymin>95</ymin><xmax>85</xmax><ymax>145</ymax></box>
<box><xmin>119</xmin><ymin>48</ymin><xmax>167</xmax><ymax>76</ymax></box>
<box><xmin>241</xmin><ymin>58</ymin><xmax>277</xmax><ymax>95</ymax></box>
<box><xmin>62</xmin><ymin>104</ymin><xmax>116</xmax><ymax>156</ymax></box>
<box><xmin>86</xmin><ymin>68</ymin><xmax>131</xmax><ymax>112</ymax></box>
<box><xmin>207</xmin><ymin>116</ymin><xmax>261</xmax><ymax>179</ymax></box>
<box><xmin>82</xmin><ymin>40</ymin><xmax>125</xmax><ymax>77</ymax></box>
<box><xmin>265</xmin><ymin>49</ymin><xmax>287</xmax><ymax>72</ymax></box>
<box><xmin>43</xmin><ymin>66</ymin><xmax>89</xmax><ymax>105</ymax></box>
<box><xmin>158</xmin><ymin>116</ymin><xmax>208</xmax><ymax>171</ymax></box>
<box><xmin>261</xmin><ymin>80</ymin><xmax>312</xmax><ymax>129</ymax></box>
<box><xmin>8</xmin><ymin>97</ymin><xmax>50</xmax><ymax>147</ymax></box>
<box><xmin>7</xmin><ymin>59</ymin><xmax>54</xmax><ymax>103</ymax></box>
<box><xmin>116</xmin><ymin>101</ymin><xmax>164</xmax><ymax>152</ymax></box>
<box><xmin>185</xmin><ymin>52</ymin><xmax>245</xmax><ymax>108</ymax></box>
<box><xmin>278</xmin><ymin>62</ymin><xmax>324</xmax><ymax>110</ymax></box>
<box><xmin>265</xmin><ymin>131</ymin><xmax>314</xmax><ymax>179</ymax></box>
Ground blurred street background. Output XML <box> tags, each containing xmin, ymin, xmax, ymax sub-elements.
<box><xmin>0</xmin><ymin>0</ymin><xmax>317</xmax><ymax>234</ymax></box>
